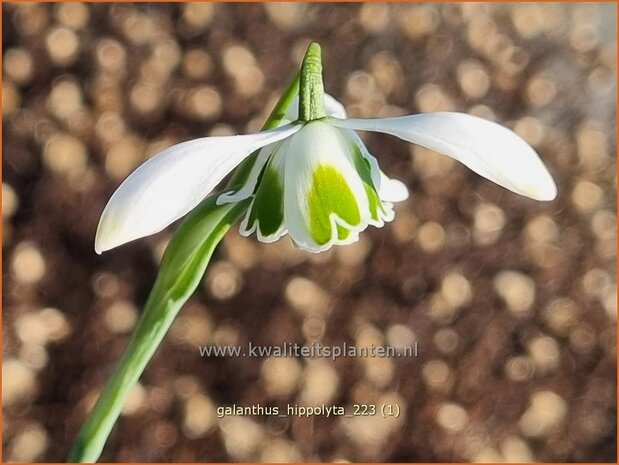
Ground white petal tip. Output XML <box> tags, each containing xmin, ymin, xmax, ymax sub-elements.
<box><xmin>94</xmin><ymin>235</ymin><xmax>112</xmax><ymax>254</ymax></box>
<box><xmin>518</xmin><ymin>172</ymin><xmax>557</xmax><ymax>201</ymax></box>
<box><xmin>379</xmin><ymin>176</ymin><xmax>409</xmax><ymax>202</ymax></box>
<box><xmin>94</xmin><ymin>216</ymin><xmax>129</xmax><ymax>254</ymax></box>
<box><xmin>525</xmin><ymin>183</ymin><xmax>557</xmax><ymax>201</ymax></box>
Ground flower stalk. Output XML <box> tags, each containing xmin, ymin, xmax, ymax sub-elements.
<box><xmin>68</xmin><ymin>70</ymin><xmax>300</xmax><ymax>463</ymax></box>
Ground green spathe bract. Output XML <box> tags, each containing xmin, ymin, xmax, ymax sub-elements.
<box><xmin>298</xmin><ymin>42</ymin><xmax>326</xmax><ymax>122</ymax></box>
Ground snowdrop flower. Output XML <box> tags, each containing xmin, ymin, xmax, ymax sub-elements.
<box><xmin>95</xmin><ymin>43</ymin><xmax>556</xmax><ymax>254</ymax></box>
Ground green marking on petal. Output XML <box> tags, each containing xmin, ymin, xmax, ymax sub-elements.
<box><xmin>364</xmin><ymin>184</ymin><xmax>381</xmax><ymax>221</ymax></box>
<box><xmin>308</xmin><ymin>164</ymin><xmax>361</xmax><ymax>245</ymax></box>
<box><xmin>249</xmin><ymin>167</ymin><xmax>284</xmax><ymax>236</ymax></box>
<box><xmin>336</xmin><ymin>224</ymin><xmax>351</xmax><ymax>241</ymax></box>
<box><xmin>350</xmin><ymin>144</ymin><xmax>382</xmax><ymax>221</ymax></box>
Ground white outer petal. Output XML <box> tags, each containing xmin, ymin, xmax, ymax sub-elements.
<box><xmin>95</xmin><ymin>124</ymin><xmax>300</xmax><ymax>253</ymax></box>
<box><xmin>379</xmin><ymin>172</ymin><xmax>409</xmax><ymax>202</ymax></box>
<box><xmin>332</xmin><ymin>112</ymin><xmax>557</xmax><ymax>201</ymax></box>
<box><xmin>283</xmin><ymin>122</ymin><xmax>370</xmax><ymax>253</ymax></box>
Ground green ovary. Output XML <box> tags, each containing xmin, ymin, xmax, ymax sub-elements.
<box><xmin>308</xmin><ymin>164</ymin><xmax>361</xmax><ymax>245</ymax></box>
<box><xmin>249</xmin><ymin>167</ymin><xmax>284</xmax><ymax>236</ymax></box>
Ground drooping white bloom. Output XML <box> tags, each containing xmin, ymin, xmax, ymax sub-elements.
<box><xmin>95</xmin><ymin>95</ymin><xmax>556</xmax><ymax>254</ymax></box>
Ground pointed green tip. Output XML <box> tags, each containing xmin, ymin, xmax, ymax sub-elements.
<box><xmin>306</xmin><ymin>42</ymin><xmax>321</xmax><ymax>56</ymax></box>
<box><xmin>302</xmin><ymin>42</ymin><xmax>323</xmax><ymax>76</ymax></box>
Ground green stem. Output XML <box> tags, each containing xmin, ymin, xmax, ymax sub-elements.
<box><xmin>298</xmin><ymin>42</ymin><xmax>326</xmax><ymax>122</ymax></box>
<box><xmin>68</xmin><ymin>70</ymin><xmax>300</xmax><ymax>463</ymax></box>
<box><xmin>68</xmin><ymin>198</ymin><xmax>246</xmax><ymax>463</ymax></box>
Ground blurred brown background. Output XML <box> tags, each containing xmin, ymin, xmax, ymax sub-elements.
<box><xmin>2</xmin><ymin>2</ymin><xmax>617</xmax><ymax>462</ymax></box>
